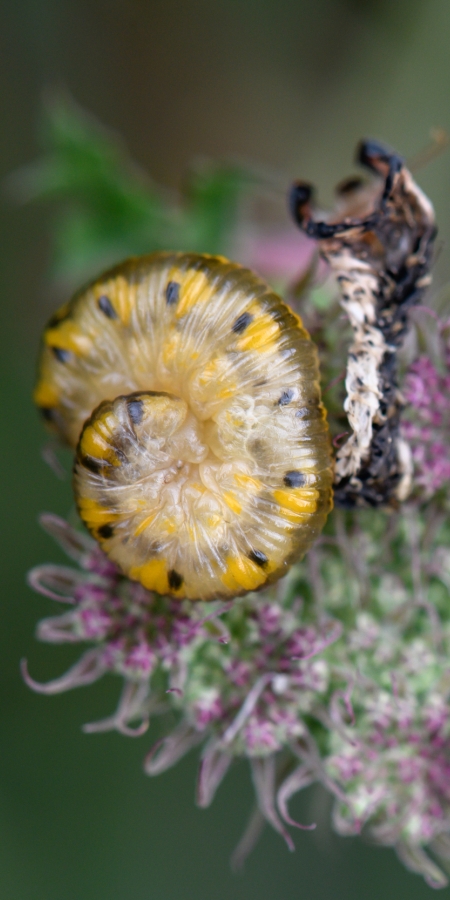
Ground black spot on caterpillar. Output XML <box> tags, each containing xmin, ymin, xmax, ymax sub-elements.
<box><xmin>127</xmin><ymin>397</ymin><xmax>144</xmax><ymax>426</ymax></box>
<box><xmin>165</xmin><ymin>281</ymin><xmax>180</xmax><ymax>306</ymax></box>
<box><xmin>81</xmin><ymin>455</ymin><xmax>107</xmax><ymax>475</ymax></box>
<box><xmin>52</xmin><ymin>346</ymin><xmax>71</xmax><ymax>364</ymax></box>
<box><xmin>284</xmin><ymin>471</ymin><xmax>307</xmax><ymax>488</ymax></box>
<box><xmin>98</xmin><ymin>523</ymin><xmax>114</xmax><ymax>539</ymax></box>
<box><xmin>98</xmin><ymin>295</ymin><xmax>118</xmax><ymax>319</ymax></box>
<box><xmin>278</xmin><ymin>389</ymin><xmax>295</xmax><ymax>406</ymax></box>
<box><xmin>40</xmin><ymin>407</ymin><xmax>56</xmax><ymax>422</ymax></box>
<box><xmin>168</xmin><ymin>569</ymin><xmax>183</xmax><ymax>590</ymax></box>
<box><xmin>35</xmin><ymin>252</ymin><xmax>333</xmax><ymax>601</ymax></box>
<box><xmin>232</xmin><ymin>311</ymin><xmax>253</xmax><ymax>334</ymax></box>
<box><xmin>248</xmin><ymin>550</ymin><xmax>268</xmax><ymax>568</ymax></box>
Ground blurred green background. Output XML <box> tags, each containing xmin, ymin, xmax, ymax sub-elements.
<box><xmin>2</xmin><ymin>1</ymin><xmax>450</xmax><ymax>898</ymax></box>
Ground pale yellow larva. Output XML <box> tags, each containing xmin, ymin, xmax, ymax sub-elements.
<box><xmin>35</xmin><ymin>252</ymin><xmax>333</xmax><ymax>601</ymax></box>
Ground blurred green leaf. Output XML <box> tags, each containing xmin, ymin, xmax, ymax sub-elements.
<box><xmin>180</xmin><ymin>160</ymin><xmax>254</xmax><ymax>254</ymax></box>
<box><xmin>9</xmin><ymin>94</ymin><xmax>254</xmax><ymax>286</ymax></box>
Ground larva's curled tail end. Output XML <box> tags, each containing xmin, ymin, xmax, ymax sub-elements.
<box><xmin>290</xmin><ymin>140</ymin><xmax>407</xmax><ymax>244</ymax></box>
<box><xmin>73</xmin><ymin>383</ymin><xmax>333</xmax><ymax>602</ymax></box>
<box><xmin>289</xmin><ymin>181</ymin><xmax>356</xmax><ymax>241</ymax></box>
<box><xmin>74</xmin><ymin>391</ymin><xmax>193</xmax><ymax>598</ymax></box>
<box><xmin>37</xmin><ymin>252</ymin><xmax>334</xmax><ymax>601</ymax></box>
<box><xmin>356</xmin><ymin>138</ymin><xmax>403</xmax><ymax>177</ymax></box>
<box><xmin>289</xmin><ymin>182</ymin><xmax>314</xmax><ymax>228</ymax></box>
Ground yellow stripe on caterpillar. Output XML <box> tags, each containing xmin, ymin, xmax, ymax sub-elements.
<box><xmin>129</xmin><ymin>559</ymin><xmax>169</xmax><ymax>594</ymax></box>
<box><xmin>79</xmin><ymin>418</ymin><xmax>122</xmax><ymax>467</ymax></box>
<box><xmin>77</xmin><ymin>497</ymin><xmax>119</xmax><ymax>526</ymax></box>
<box><xmin>221</xmin><ymin>554</ymin><xmax>276</xmax><ymax>592</ymax></box>
<box><xmin>234</xmin><ymin>302</ymin><xmax>280</xmax><ymax>352</ymax></box>
<box><xmin>273</xmin><ymin>488</ymin><xmax>319</xmax><ymax>514</ymax></box>
<box><xmin>133</xmin><ymin>513</ymin><xmax>157</xmax><ymax>537</ymax></box>
<box><xmin>233</xmin><ymin>473</ymin><xmax>263</xmax><ymax>493</ymax></box>
<box><xmin>222</xmin><ymin>492</ymin><xmax>242</xmax><ymax>515</ymax></box>
<box><xmin>94</xmin><ymin>275</ymin><xmax>136</xmax><ymax>326</ymax></box>
<box><xmin>169</xmin><ymin>269</ymin><xmax>216</xmax><ymax>318</ymax></box>
<box><xmin>34</xmin><ymin>380</ymin><xmax>59</xmax><ymax>408</ymax></box>
<box><xmin>45</xmin><ymin>321</ymin><xmax>92</xmax><ymax>355</ymax></box>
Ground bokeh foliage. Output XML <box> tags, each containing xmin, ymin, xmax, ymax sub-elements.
<box><xmin>13</xmin><ymin>95</ymin><xmax>253</xmax><ymax>283</ymax></box>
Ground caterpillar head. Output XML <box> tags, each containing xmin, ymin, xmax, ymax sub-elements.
<box><xmin>35</xmin><ymin>252</ymin><xmax>333</xmax><ymax>601</ymax></box>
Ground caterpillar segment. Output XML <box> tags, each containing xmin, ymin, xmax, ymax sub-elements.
<box><xmin>35</xmin><ymin>252</ymin><xmax>333</xmax><ymax>601</ymax></box>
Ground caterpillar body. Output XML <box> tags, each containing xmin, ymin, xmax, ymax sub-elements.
<box><xmin>35</xmin><ymin>253</ymin><xmax>333</xmax><ymax>601</ymax></box>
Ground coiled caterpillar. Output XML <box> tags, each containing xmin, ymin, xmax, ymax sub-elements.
<box><xmin>35</xmin><ymin>253</ymin><xmax>333</xmax><ymax>601</ymax></box>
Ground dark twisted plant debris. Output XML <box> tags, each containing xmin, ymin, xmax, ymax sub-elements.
<box><xmin>20</xmin><ymin>98</ymin><xmax>450</xmax><ymax>888</ymax></box>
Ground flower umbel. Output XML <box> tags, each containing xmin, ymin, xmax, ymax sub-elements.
<box><xmin>25</xmin><ymin>504</ymin><xmax>450</xmax><ymax>887</ymax></box>
<box><xmin>403</xmin><ymin>317</ymin><xmax>450</xmax><ymax>496</ymax></box>
<box><xmin>327</xmin><ymin>612</ymin><xmax>450</xmax><ymax>889</ymax></box>
<box><xmin>25</xmin><ymin>512</ymin><xmax>342</xmax><ymax>857</ymax></box>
